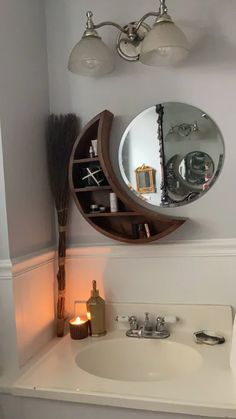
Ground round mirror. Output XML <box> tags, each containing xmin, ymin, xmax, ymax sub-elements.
<box><xmin>118</xmin><ymin>103</ymin><xmax>224</xmax><ymax>208</ymax></box>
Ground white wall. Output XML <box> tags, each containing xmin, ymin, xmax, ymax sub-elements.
<box><xmin>46</xmin><ymin>0</ymin><xmax>236</xmax><ymax>245</ymax></box>
<box><xmin>0</xmin><ymin>0</ymin><xmax>55</xmax><ymax>259</ymax></box>
<box><xmin>0</xmin><ymin>275</ymin><xmax>19</xmax><ymax>380</ymax></box>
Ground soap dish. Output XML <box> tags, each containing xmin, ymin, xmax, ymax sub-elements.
<box><xmin>193</xmin><ymin>330</ymin><xmax>225</xmax><ymax>345</ymax></box>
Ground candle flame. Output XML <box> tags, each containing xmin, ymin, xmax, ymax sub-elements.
<box><xmin>70</xmin><ymin>316</ymin><xmax>86</xmax><ymax>325</ymax></box>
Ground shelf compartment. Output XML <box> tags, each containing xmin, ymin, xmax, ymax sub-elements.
<box><xmin>72</xmin><ymin>160</ymin><xmax>109</xmax><ymax>191</ymax></box>
<box><xmin>75</xmin><ymin>190</ymin><xmax>129</xmax><ymax>215</ymax></box>
<box><xmin>92</xmin><ymin>216</ymin><xmax>174</xmax><ymax>242</ymax></box>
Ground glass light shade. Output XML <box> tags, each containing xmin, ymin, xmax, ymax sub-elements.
<box><xmin>140</xmin><ymin>21</ymin><xmax>189</xmax><ymax>66</ymax></box>
<box><xmin>68</xmin><ymin>36</ymin><xmax>115</xmax><ymax>77</ymax></box>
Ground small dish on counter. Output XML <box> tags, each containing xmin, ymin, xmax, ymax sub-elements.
<box><xmin>193</xmin><ymin>330</ymin><xmax>225</xmax><ymax>345</ymax></box>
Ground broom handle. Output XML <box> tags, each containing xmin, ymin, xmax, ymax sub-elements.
<box><xmin>56</xmin><ymin>227</ymin><xmax>67</xmax><ymax>337</ymax></box>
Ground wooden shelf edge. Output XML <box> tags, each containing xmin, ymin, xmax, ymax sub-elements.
<box><xmin>86</xmin><ymin>211</ymin><xmax>141</xmax><ymax>218</ymax></box>
<box><xmin>74</xmin><ymin>186</ymin><xmax>112</xmax><ymax>192</ymax></box>
<box><xmin>73</xmin><ymin>157</ymin><xmax>99</xmax><ymax>164</ymax></box>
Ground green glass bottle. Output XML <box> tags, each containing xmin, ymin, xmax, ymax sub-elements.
<box><xmin>86</xmin><ymin>280</ymin><xmax>106</xmax><ymax>336</ymax></box>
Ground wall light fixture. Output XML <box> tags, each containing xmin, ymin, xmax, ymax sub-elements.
<box><xmin>165</xmin><ymin>122</ymin><xmax>200</xmax><ymax>142</ymax></box>
<box><xmin>68</xmin><ymin>0</ymin><xmax>189</xmax><ymax>77</ymax></box>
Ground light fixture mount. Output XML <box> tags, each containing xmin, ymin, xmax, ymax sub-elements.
<box><xmin>167</xmin><ymin>122</ymin><xmax>200</xmax><ymax>139</ymax></box>
<box><xmin>116</xmin><ymin>22</ymin><xmax>150</xmax><ymax>62</ymax></box>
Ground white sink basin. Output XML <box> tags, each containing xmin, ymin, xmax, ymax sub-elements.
<box><xmin>76</xmin><ymin>337</ymin><xmax>202</xmax><ymax>382</ymax></box>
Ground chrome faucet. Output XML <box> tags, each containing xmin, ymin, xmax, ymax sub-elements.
<box><xmin>126</xmin><ymin>313</ymin><xmax>177</xmax><ymax>339</ymax></box>
<box><xmin>144</xmin><ymin>312</ymin><xmax>153</xmax><ymax>333</ymax></box>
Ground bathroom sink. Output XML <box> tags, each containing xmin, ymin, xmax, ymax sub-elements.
<box><xmin>76</xmin><ymin>337</ymin><xmax>202</xmax><ymax>382</ymax></box>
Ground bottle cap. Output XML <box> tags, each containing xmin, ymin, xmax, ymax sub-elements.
<box><xmin>91</xmin><ymin>280</ymin><xmax>99</xmax><ymax>297</ymax></box>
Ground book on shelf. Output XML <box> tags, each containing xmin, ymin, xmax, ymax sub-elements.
<box><xmin>132</xmin><ymin>222</ymin><xmax>151</xmax><ymax>239</ymax></box>
<box><xmin>144</xmin><ymin>223</ymin><xmax>151</xmax><ymax>238</ymax></box>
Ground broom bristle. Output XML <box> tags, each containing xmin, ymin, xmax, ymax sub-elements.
<box><xmin>47</xmin><ymin>114</ymin><xmax>79</xmax><ymax>216</ymax></box>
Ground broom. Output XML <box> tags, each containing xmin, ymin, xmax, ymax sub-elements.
<box><xmin>47</xmin><ymin>114</ymin><xmax>79</xmax><ymax>337</ymax></box>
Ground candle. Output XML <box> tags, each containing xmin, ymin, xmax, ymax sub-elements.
<box><xmin>69</xmin><ymin>316</ymin><xmax>89</xmax><ymax>340</ymax></box>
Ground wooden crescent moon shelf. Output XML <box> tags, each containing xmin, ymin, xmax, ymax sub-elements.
<box><xmin>69</xmin><ymin>110</ymin><xmax>187</xmax><ymax>244</ymax></box>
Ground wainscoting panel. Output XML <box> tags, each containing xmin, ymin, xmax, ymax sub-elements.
<box><xmin>4</xmin><ymin>251</ymin><xmax>56</xmax><ymax>367</ymax></box>
<box><xmin>65</xmin><ymin>240</ymin><xmax>236</xmax><ymax>316</ymax></box>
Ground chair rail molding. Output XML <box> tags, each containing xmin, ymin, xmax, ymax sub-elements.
<box><xmin>66</xmin><ymin>239</ymin><xmax>236</xmax><ymax>260</ymax></box>
<box><xmin>0</xmin><ymin>250</ymin><xmax>55</xmax><ymax>280</ymax></box>
<box><xmin>0</xmin><ymin>259</ymin><xmax>12</xmax><ymax>280</ymax></box>
<box><xmin>1</xmin><ymin>238</ymin><xmax>236</xmax><ymax>281</ymax></box>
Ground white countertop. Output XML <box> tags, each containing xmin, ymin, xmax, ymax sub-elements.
<box><xmin>10</xmin><ymin>304</ymin><xmax>236</xmax><ymax>417</ymax></box>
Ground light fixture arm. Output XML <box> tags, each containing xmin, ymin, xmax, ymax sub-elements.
<box><xmin>88</xmin><ymin>3</ymin><xmax>171</xmax><ymax>40</ymax></box>
<box><xmin>134</xmin><ymin>12</ymin><xmax>159</xmax><ymax>33</ymax></box>
<box><xmin>84</xmin><ymin>0</ymin><xmax>171</xmax><ymax>41</ymax></box>
<box><xmin>94</xmin><ymin>21</ymin><xmax>127</xmax><ymax>34</ymax></box>
<box><xmin>90</xmin><ymin>0</ymin><xmax>169</xmax><ymax>35</ymax></box>
<box><xmin>94</xmin><ymin>13</ymin><xmax>160</xmax><ymax>41</ymax></box>
<box><xmin>93</xmin><ymin>10</ymin><xmax>172</xmax><ymax>35</ymax></box>
<box><xmin>85</xmin><ymin>11</ymin><xmax>127</xmax><ymax>34</ymax></box>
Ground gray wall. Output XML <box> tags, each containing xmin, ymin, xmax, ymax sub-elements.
<box><xmin>0</xmin><ymin>126</ymin><xmax>10</xmax><ymax>260</ymax></box>
<box><xmin>0</xmin><ymin>0</ymin><xmax>55</xmax><ymax>259</ymax></box>
<box><xmin>46</xmin><ymin>0</ymin><xmax>236</xmax><ymax>245</ymax></box>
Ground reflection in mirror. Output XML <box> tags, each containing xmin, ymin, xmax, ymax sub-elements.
<box><xmin>119</xmin><ymin>103</ymin><xmax>224</xmax><ymax>208</ymax></box>
<box><xmin>135</xmin><ymin>165</ymin><xmax>156</xmax><ymax>193</ymax></box>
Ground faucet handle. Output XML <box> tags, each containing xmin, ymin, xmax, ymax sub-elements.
<box><xmin>114</xmin><ymin>314</ymin><xmax>139</xmax><ymax>330</ymax></box>
<box><xmin>156</xmin><ymin>315</ymin><xmax>177</xmax><ymax>331</ymax></box>
<box><xmin>129</xmin><ymin>315</ymin><xmax>139</xmax><ymax>330</ymax></box>
<box><xmin>129</xmin><ymin>315</ymin><xmax>137</xmax><ymax>322</ymax></box>
<box><xmin>156</xmin><ymin>316</ymin><xmax>165</xmax><ymax>331</ymax></box>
